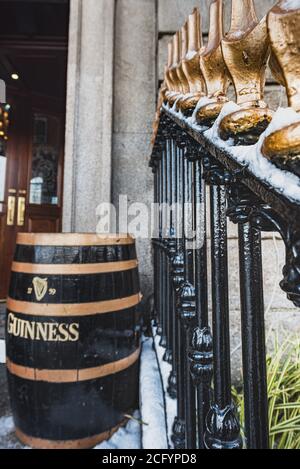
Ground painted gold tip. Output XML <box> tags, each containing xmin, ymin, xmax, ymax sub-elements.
<box><xmin>269</xmin><ymin>52</ymin><xmax>285</xmax><ymax>87</ymax></box>
<box><xmin>262</xmin><ymin>122</ymin><xmax>300</xmax><ymax>162</ymax></box>
<box><xmin>177</xmin><ymin>92</ymin><xmax>203</xmax><ymax>115</ymax></box>
<box><xmin>177</xmin><ymin>6</ymin><xmax>205</xmax><ymax>115</ymax></box>
<box><xmin>222</xmin><ymin>14</ymin><xmax>269</xmax><ymax>106</ymax></box>
<box><xmin>220</xmin><ymin>107</ymin><xmax>273</xmax><ymax>145</ymax></box>
<box><xmin>227</xmin><ymin>0</ymin><xmax>258</xmax><ymax>40</ymax></box>
<box><xmin>196</xmin><ymin>97</ymin><xmax>228</xmax><ymax>126</ymax></box>
<box><xmin>260</xmin><ymin>2</ymin><xmax>300</xmax><ymax>170</ymax></box>
<box><xmin>181</xmin><ymin>23</ymin><xmax>188</xmax><ymax>60</ymax></box>
<box><xmin>267</xmin><ymin>3</ymin><xmax>300</xmax><ymax>111</ymax></box>
<box><xmin>165</xmin><ymin>34</ymin><xmax>182</xmax><ymax>104</ymax></box>
<box><xmin>167</xmin><ymin>42</ymin><xmax>173</xmax><ymax>69</ymax></box>
<box><xmin>262</xmin><ymin>122</ymin><xmax>300</xmax><ymax>178</ymax></box>
<box><xmin>220</xmin><ymin>0</ymin><xmax>271</xmax><ymax>143</ymax></box>
<box><xmin>200</xmin><ymin>0</ymin><xmax>229</xmax><ymax>101</ymax></box>
<box><xmin>188</xmin><ymin>7</ymin><xmax>202</xmax><ymax>52</ymax></box>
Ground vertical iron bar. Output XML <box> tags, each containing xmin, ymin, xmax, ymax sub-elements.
<box><xmin>238</xmin><ymin>222</ymin><xmax>269</xmax><ymax>449</ymax></box>
<box><xmin>204</xmin><ymin>162</ymin><xmax>242</xmax><ymax>450</ymax></box>
<box><xmin>152</xmin><ymin>150</ymin><xmax>159</xmax><ymax>327</ymax></box>
<box><xmin>181</xmin><ymin>146</ymin><xmax>197</xmax><ymax>449</ymax></box>
<box><xmin>156</xmin><ymin>149</ymin><xmax>163</xmax><ymax>336</ymax></box>
<box><xmin>167</xmin><ymin>136</ymin><xmax>178</xmax><ymax>397</ymax></box>
<box><xmin>189</xmin><ymin>154</ymin><xmax>213</xmax><ymax>449</ymax></box>
<box><xmin>171</xmin><ymin>135</ymin><xmax>186</xmax><ymax>449</ymax></box>
<box><xmin>211</xmin><ymin>184</ymin><xmax>231</xmax><ymax>407</ymax></box>
<box><xmin>163</xmin><ymin>138</ymin><xmax>173</xmax><ymax>363</ymax></box>
<box><xmin>159</xmin><ymin>143</ymin><xmax>167</xmax><ymax>347</ymax></box>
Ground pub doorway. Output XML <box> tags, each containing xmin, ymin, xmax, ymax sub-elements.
<box><xmin>0</xmin><ymin>0</ymin><xmax>69</xmax><ymax>299</ymax></box>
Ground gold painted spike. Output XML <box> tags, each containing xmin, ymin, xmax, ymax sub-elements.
<box><xmin>219</xmin><ymin>0</ymin><xmax>272</xmax><ymax>143</ymax></box>
<box><xmin>267</xmin><ymin>2</ymin><xmax>300</xmax><ymax>111</ymax></box>
<box><xmin>176</xmin><ymin>26</ymin><xmax>190</xmax><ymax>95</ymax></box>
<box><xmin>269</xmin><ymin>51</ymin><xmax>285</xmax><ymax>87</ymax></box>
<box><xmin>164</xmin><ymin>63</ymin><xmax>173</xmax><ymax>94</ymax></box>
<box><xmin>262</xmin><ymin>1</ymin><xmax>300</xmax><ymax>169</ymax></box>
<box><xmin>180</xmin><ymin>8</ymin><xmax>206</xmax><ymax>115</ymax></box>
<box><xmin>166</xmin><ymin>43</ymin><xmax>175</xmax><ymax>92</ymax></box>
<box><xmin>195</xmin><ymin>0</ymin><xmax>230</xmax><ymax>125</ymax></box>
<box><xmin>200</xmin><ymin>0</ymin><xmax>230</xmax><ymax>99</ymax></box>
<box><xmin>166</xmin><ymin>33</ymin><xmax>183</xmax><ymax>106</ymax></box>
<box><xmin>170</xmin><ymin>33</ymin><xmax>182</xmax><ymax>93</ymax></box>
<box><xmin>221</xmin><ymin>0</ymin><xmax>270</xmax><ymax>107</ymax></box>
<box><xmin>182</xmin><ymin>7</ymin><xmax>205</xmax><ymax>95</ymax></box>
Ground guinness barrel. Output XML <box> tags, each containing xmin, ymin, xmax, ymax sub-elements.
<box><xmin>6</xmin><ymin>233</ymin><xmax>141</xmax><ymax>449</ymax></box>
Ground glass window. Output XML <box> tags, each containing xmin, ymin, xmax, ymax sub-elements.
<box><xmin>0</xmin><ymin>103</ymin><xmax>10</xmax><ymax>202</ymax></box>
<box><xmin>29</xmin><ymin>113</ymin><xmax>60</xmax><ymax>205</ymax></box>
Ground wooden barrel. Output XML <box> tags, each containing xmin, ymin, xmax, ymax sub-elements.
<box><xmin>6</xmin><ymin>233</ymin><xmax>141</xmax><ymax>449</ymax></box>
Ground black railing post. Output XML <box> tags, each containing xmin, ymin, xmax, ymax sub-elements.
<box><xmin>167</xmin><ymin>133</ymin><xmax>179</xmax><ymax>399</ymax></box>
<box><xmin>159</xmin><ymin>138</ymin><xmax>167</xmax><ymax>347</ymax></box>
<box><xmin>177</xmin><ymin>133</ymin><xmax>197</xmax><ymax>449</ymax></box>
<box><xmin>171</xmin><ymin>128</ymin><xmax>187</xmax><ymax>449</ymax></box>
<box><xmin>203</xmin><ymin>156</ymin><xmax>242</xmax><ymax>450</ymax></box>
<box><xmin>154</xmin><ymin>135</ymin><xmax>163</xmax><ymax>336</ymax></box>
<box><xmin>163</xmin><ymin>136</ymin><xmax>173</xmax><ymax>362</ymax></box>
<box><xmin>188</xmin><ymin>146</ymin><xmax>213</xmax><ymax>449</ymax></box>
<box><xmin>151</xmin><ymin>106</ymin><xmax>300</xmax><ymax>452</ymax></box>
<box><xmin>227</xmin><ymin>184</ymin><xmax>269</xmax><ymax>449</ymax></box>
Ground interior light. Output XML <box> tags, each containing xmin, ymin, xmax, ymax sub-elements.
<box><xmin>11</xmin><ymin>73</ymin><xmax>19</xmax><ymax>80</ymax></box>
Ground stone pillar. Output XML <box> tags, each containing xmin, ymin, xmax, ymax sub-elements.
<box><xmin>112</xmin><ymin>0</ymin><xmax>157</xmax><ymax>298</ymax></box>
<box><xmin>63</xmin><ymin>0</ymin><xmax>115</xmax><ymax>232</ymax></box>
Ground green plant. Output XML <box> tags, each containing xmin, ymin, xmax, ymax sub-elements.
<box><xmin>233</xmin><ymin>337</ymin><xmax>300</xmax><ymax>449</ymax></box>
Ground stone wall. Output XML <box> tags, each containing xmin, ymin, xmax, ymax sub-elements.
<box><xmin>112</xmin><ymin>0</ymin><xmax>156</xmax><ymax>301</ymax></box>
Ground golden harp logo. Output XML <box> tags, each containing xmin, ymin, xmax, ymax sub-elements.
<box><xmin>32</xmin><ymin>277</ymin><xmax>48</xmax><ymax>302</ymax></box>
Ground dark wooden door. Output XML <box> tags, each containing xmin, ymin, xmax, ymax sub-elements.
<box><xmin>0</xmin><ymin>92</ymin><xmax>64</xmax><ymax>299</ymax></box>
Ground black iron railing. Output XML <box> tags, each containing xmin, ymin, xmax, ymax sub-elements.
<box><xmin>150</xmin><ymin>109</ymin><xmax>300</xmax><ymax>450</ymax></box>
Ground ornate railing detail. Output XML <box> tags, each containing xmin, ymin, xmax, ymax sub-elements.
<box><xmin>150</xmin><ymin>0</ymin><xmax>300</xmax><ymax>451</ymax></box>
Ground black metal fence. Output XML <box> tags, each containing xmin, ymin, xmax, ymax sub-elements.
<box><xmin>150</xmin><ymin>110</ymin><xmax>300</xmax><ymax>450</ymax></box>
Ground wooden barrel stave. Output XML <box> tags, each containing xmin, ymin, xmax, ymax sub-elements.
<box><xmin>6</xmin><ymin>234</ymin><xmax>141</xmax><ymax>448</ymax></box>
<box><xmin>9</xmin><ymin>270</ymin><xmax>140</xmax><ymax>304</ymax></box>
<box><xmin>8</xmin><ymin>361</ymin><xmax>139</xmax><ymax>444</ymax></box>
<box><xmin>14</xmin><ymin>243</ymin><xmax>137</xmax><ymax>264</ymax></box>
<box><xmin>6</xmin><ymin>307</ymin><xmax>139</xmax><ymax>370</ymax></box>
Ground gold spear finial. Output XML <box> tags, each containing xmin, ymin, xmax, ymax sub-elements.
<box><xmin>262</xmin><ymin>1</ymin><xmax>300</xmax><ymax>175</ymax></box>
<box><xmin>196</xmin><ymin>0</ymin><xmax>230</xmax><ymax>125</ymax></box>
<box><xmin>219</xmin><ymin>0</ymin><xmax>273</xmax><ymax>145</ymax></box>
<box><xmin>165</xmin><ymin>35</ymin><xmax>181</xmax><ymax>106</ymax></box>
<box><xmin>166</xmin><ymin>32</ymin><xmax>184</xmax><ymax>107</ymax></box>
<box><xmin>176</xmin><ymin>25</ymin><xmax>191</xmax><ymax>96</ymax></box>
<box><xmin>164</xmin><ymin>42</ymin><xmax>177</xmax><ymax>105</ymax></box>
<box><xmin>179</xmin><ymin>7</ymin><xmax>206</xmax><ymax>116</ymax></box>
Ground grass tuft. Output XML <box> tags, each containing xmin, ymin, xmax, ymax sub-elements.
<box><xmin>233</xmin><ymin>336</ymin><xmax>300</xmax><ymax>449</ymax></box>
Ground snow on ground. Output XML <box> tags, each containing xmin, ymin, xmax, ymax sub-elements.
<box><xmin>140</xmin><ymin>336</ymin><xmax>168</xmax><ymax>449</ymax></box>
<box><xmin>0</xmin><ymin>340</ymin><xmax>5</xmax><ymax>364</ymax></box>
<box><xmin>164</xmin><ymin>99</ymin><xmax>300</xmax><ymax>204</ymax></box>
<box><xmin>152</xmin><ymin>329</ymin><xmax>177</xmax><ymax>449</ymax></box>
<box><xmin>95</xmin><ymin>411</ymin><xmax>142</xmax><ymax>450</ymax></box>
<box><xmin>0</xmin><ymin>413</ymin><xmax>142</xmax><ymax>450</ymax></box>
<box><xmin>0</xmin><ymin>416</ymin><xmax>14</xmax><ymax>438</ymax></box>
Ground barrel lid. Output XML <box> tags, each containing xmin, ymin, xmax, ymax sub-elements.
<box><xmin>16</xmin><ymin>233</ymin><xmax>135</xmax><ymax>246</ymax></box>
